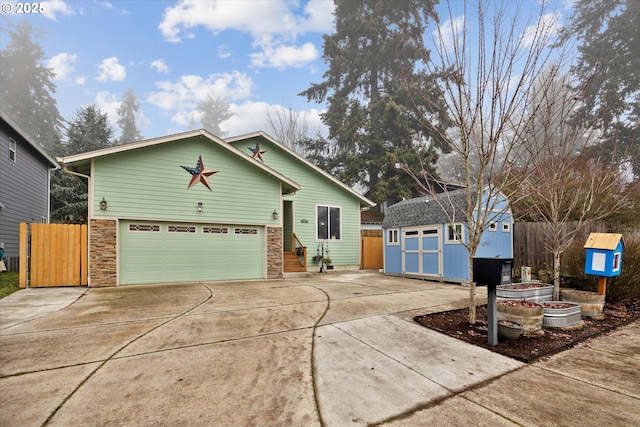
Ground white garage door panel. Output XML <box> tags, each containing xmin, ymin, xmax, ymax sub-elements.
<box><xmin>119</xmin><ymin>222</ymin><xmax>264</xmax><ymax>285</ymax></box>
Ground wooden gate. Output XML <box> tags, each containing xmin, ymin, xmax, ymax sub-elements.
<box><xmin>360</xmin><ymin>233</ymin><xmax>383</xmax><ymax>270</ymax></box>
<box><xmin>19</xmin><ymin>223</ymin><xmax>88</xmax><ymax>288</ymax></box>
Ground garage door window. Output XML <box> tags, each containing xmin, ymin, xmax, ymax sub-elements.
<box><xmin>203</xmin><ymin>226</ymin><xmax>228</xmax><ymax>234</ymax></box>
<box><xmin>128</xmin><ymin>224</ymin><xmax>160</xmax><ymax>232</ymax></box>
<box><xmin>235</xmin><ymin>228</ymin><xmax>258</xmax><ymax>235</ymax></box>
<box><xmin>168</xmin><ymin>225</ymin><xmax>196</xmax><ymax>233</ymax></box>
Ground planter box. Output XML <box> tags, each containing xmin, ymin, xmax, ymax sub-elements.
<box><xmin>497</xmin><ymin>282</ymin><xmax>553</xmax><ymax>303</ymax></box>
<box><xmin>542</xmin><ymin>301</ymin><xmax>583</xmax><ymax>329</ymax></box>
<box><xmin>561</xmin><ymin>289</ymin><xmax>605</xmax><ymax>319</ymax></box>
<box><xmin>497</xmin><ymin>320</ymin><xmax>522</xmax><ymax>342</ymax></box>
<box><xmin>497</xmin><ymin>299</ymin><xmax>544</xmax><ymax>337</ymax></box>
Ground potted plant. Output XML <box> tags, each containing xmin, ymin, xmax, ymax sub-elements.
<box><xmin>322</xmin><ymin>257</ymin><xmax>333</xmax><ymax>270</ymax></box>
<box><xmin>312</xmin><ymin>254</ymin><xmax>323</xmax><ymax>263</ymax></box>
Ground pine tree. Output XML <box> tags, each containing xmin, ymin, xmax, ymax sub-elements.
<box><xmin>197</xmin><ymin>96</ymin><xmax>235</xmax><ymax>137</ymax></box>
<box><xmin>300</xmin><ymin>0</ymin><xmax>448</xmax><ymax>203</ymax></box>
<box><xmin>51</xmin><ymin>105</ymin><xmax>114</xmax><ymax>223</ymax></box>
<box><xmin>116</xmin><ymin>89</ymin><xmax>143</xmax><ymax>145</ymax></box>
<box><xmin>0</xmin><ymin>21</ymin><xmax>64</xmax><ymax>154</ymax></box>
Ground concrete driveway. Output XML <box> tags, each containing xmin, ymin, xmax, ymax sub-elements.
<box><xmin>1</xmin><ymin>271</ymin><xmax>638</xmax><ymax>426</ymax></box>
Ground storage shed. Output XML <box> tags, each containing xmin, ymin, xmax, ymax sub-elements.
<box><xmin>584</xmin><ymin>233</ymin><xmax>624</xmax><ymax>277</ymax></box>
<box><xmin>382</xmin><ymin>188</ymin><xmax>513</xmax><ymax>283</ymax></box>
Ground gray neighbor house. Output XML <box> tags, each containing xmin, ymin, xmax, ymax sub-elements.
<box><xmin>0</xmin><ymin>113</ymin><xmax>58</xmax><ymax>270</ymax></box>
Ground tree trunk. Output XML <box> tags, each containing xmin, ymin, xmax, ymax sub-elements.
<box><xmin>468</xmin><ymin>254</ymin><xmax>477</xmax><ymax>324</ymax></box>
<box><xmin>553</xmin><ymin>250</ymin><xmax>561</xmax><ymax>301</ymax></box>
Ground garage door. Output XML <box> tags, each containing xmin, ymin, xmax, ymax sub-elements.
<box><xmin>119</xmin><ymin>221</ymin><xmax>265</xmax><ymax>285</ymax></box>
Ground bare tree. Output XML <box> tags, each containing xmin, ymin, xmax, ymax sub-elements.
<box><xmin>511</xmin><ymin>65</ymin><xmax>628</xmax><ymax>300</ymax></box>
<box><xmin>265</xmin><ymin>105</ymin><xmax>315</xmax><ymax>155</ymax></box>
<box><xmin>403</xmin><ymin>0</ymin><xmax>563</xmax><ymax>323</ymax></box>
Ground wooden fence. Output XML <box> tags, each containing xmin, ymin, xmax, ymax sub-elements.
<box><xmin>19</xmin><ymin>223</ymin><xmax>88</xmax><ymax>288</ymax></box>
<box><xmin>513</xmin><ymin>221</ymin><xmax>609</xmax><ymax>271</ymax></box>
<box><xmin>361</xmin><ymin>229</ymin><xmax>383</xmax><ymax>270</ymax></box>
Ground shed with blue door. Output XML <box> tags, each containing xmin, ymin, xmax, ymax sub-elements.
<box><xmin>381</xmin><ymin>188</ymin><xmax>513</xmax><ymax>283</ymax></box>
<box><xmin>584</xmin><ymin>233</ymin><xmax>624</xmax><ymax>277</ymax></box>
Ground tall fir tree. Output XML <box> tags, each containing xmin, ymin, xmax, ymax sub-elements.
<box><xmin>116</xmin><ymin>89</ymin><xmax>143</xmax><ymax>145</ymax></box>
<box><xmin>560</xmin><ymin>0</ymin><xmax>639</xmax><ymax>178</ymax></box>
<box><xmin>197</xmin><ymin>96</ymin><xmax>235</xmax><ymax>137</ymax></box>
<box><xmin>300</xmin><ymin>0</ymin><xmax>448</xmax><ymax>203</ymax></box>
<box><xmin>51</xmin><ymin>105</ymin><xmax>114</xmax><ymax>223</ymax></box>
<box><xmin>0</xmin><ymin>20</ymin><xmax>64</xmax><ymax>154</ymax></box>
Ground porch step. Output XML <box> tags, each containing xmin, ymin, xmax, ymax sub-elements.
<box><xmin>283</xmin><ymin>251</ymin><xmax>306</xmax><ymax>273</ymax></box>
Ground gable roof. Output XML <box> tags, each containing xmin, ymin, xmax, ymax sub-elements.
<box><xmin>382</xmin><ymin>188</ymin><xmax>471</xmax><ymax>229</ymax></box>
<box><xmin>1</xmin><ymin>113</ymin><xmax>58</xmax><ymax>169</ymax></box>
<box><xmin>57</xmin><ymin>129</ymin><xmax>301</xmax><ymax>194</ymax></box>
<box><xmin>226</xmin><ymin>131</ymin><xmax>375</xmax><ymax>208</ymax></box>
<box><xmin>584</xmin><ymin>233</ymin><xmax>625</xmax><ymax>251</ymax></box>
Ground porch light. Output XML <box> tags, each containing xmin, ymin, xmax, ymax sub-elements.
<box><xmin>272</xmin><ymin>210</ymin><xmax>279</xmax><ymax>220</ymax></box>
<box><xmin>100</xmin><ymin>197</ymin><xmax>108</xmax><ymax>210</ymax></box>
<box><xmin>197</xmin><ymin>202</ymin><xmax>203</xmax><ymax>213</ymax></box>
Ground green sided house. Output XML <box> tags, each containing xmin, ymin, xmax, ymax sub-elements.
<box><xmin>57</xmin><ymin>129</ymin><xmax>373</xmax><ymax>286</ymax></box>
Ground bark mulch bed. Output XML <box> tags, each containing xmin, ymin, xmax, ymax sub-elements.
<box><xmin>414</xmin><ymin>301</ymin><xmax>640</xmax><ymax>363</ymax></box>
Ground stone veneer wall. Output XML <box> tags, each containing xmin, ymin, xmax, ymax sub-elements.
<box><xmin>266</xmin><ymin>226</ymin><xmax>283</xmax><ymax>279</ymax></box>
<box><xmin>89</xmin><ymin>219</ymin><xmax>117</xmax><ymax>287</ymax></box>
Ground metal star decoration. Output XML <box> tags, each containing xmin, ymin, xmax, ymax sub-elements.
<box><xmin>249</xmin><ymin>142</ymin><xmax>267</xmax><ymax>162</ymax></box>
<box><xmin>180</xmin><ymin>155</ymin><xmax>218</xmax><ymax>191</ymax></box>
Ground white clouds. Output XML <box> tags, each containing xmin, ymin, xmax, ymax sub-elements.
<box><xmin>435</xmin><ymin>15</ymin><xmax>464</xmax><ymax>51</ymax></box>
<box><xmin>48</xmin><ymin>53</ymin><xmax>78</xmax><ymax>80</ymax></box>
<box><xmin>96</xmin><ymin>57</ymin><xmax>126</xmax><ymax>82</ymax></box>
<box><xmin>250</xmin><ymin>43</ymin><xmax>319</xmax><ymax>69</ymax></box>
<box><xmin>94</xmin><ymin>91</ymin><xmax>121</xmax><ymax>126</ymax></box>
<box><xmin>157</xmin><ymin>0</ymin><xmax>332</xmax><ymax>69</ymax></box>
<box><xmin>41</xmin><ymin>0</ymin><xmax>75</xmax><ymax>21</ymax></box>
<box><xmin>150</xmin><ymin>59</ymin><xmax>169</xmax><ymax>73</ymax></box>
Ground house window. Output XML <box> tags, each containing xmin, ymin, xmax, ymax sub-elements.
<box><xmin>488</xmin><ymin>222</ymin><xmax>498</xmax><ymax>231</ymax></box>
<box><xmin>446</xmin><ymin>223</ymin><xmax>464</xmax><ymax>243</ymax></box>
<box><xmin>387</xmin><ymin>229</ymin><xmax>399</xmax><ymax>245</ymax></box>
<box><xmin>9</xmin><ymin>138</ymin><xmax>16</xmax><ymax>162</ymax></box>
<box><xmin>502</xmin><ymin>222</ymin><xmax>511</xmax><ymax>232</ymax></box>
<box><xmin>317</xmin><ymin>205</ymin><xmax>341</xmax><ymax>240</ymax></box>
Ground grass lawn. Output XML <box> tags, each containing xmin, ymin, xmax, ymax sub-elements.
<box><xmin>0</xmin><ymin>272</ymin><xmax>20</xmax><ymax>299</ymax></box>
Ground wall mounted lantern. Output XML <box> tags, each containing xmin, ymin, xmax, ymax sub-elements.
<box><xmin>272</xmin><ymin>210</ymin><xmax>279</xmax><ymax>220</ymax></box>
<box><xmin>197</xmin><ymin>202</ymin><xmax>203</xmax><ymax>213</ymax></box>
<box><xmin>100</xmin><ymin>197</ymin><xmax>108</xmax><ymax>210</ymax></box>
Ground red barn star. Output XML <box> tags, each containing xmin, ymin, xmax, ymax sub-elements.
<box><xmin>249</xmin><ymin>142</ymin><xmax>266</xmax><ymax>162</ymax></box>
<box><xmin>180</xmin><ymin>155</ymin><xmax>218</xmax><ymax>191</ymax></box>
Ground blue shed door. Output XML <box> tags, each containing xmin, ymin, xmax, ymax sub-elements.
<box><xmin>403</xmin><ymin>226</ymin><xmax>442</xmax><ymax>277</ymax></box>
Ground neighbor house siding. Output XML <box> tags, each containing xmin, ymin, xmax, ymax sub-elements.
<box><xmin>0</xmin><ymin>117</ymin><xmax>55</xmax><ymax>267</ymax></box>
<box><xmin>232</xmin><ymin>136</ymin><xmax>363</xmax><ymax>269</ymax></box>
<box><xmin>92</xmin><ymin>137</ymin><xmax>282</xmax><ymax>226</ymax></box>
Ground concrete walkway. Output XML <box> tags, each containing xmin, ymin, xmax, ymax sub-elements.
<box><xmin>0</xmin><ymin>271</ymin><xmax>638</xmax><ymax>426</ymax></box>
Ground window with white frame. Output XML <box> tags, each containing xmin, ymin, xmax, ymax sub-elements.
<box><xmin>9</xmin><ymin>138</ymin><xmax>16</xmax><ymax>162</ymax></box>
<box><xmin>502</xmin><ymin>222</ymin><xmax>511</xmax><ymax>232</ymax></box>
<box><xmin>317</xmin><ymin>205</ymin><xmax>341</xmax><ymax>240</ymax></box>
<box><xmin>387</xmin><ymin>229</ymin><xmax>399</xmax><ymax>245</ymax></box>
<box><xmin>488</xmin><ymin>222</ymin><xmax>498</xmax><ymax>231</ymax></box>
<box><xmin>445</xmin><ymin>223</ymin><xmax>464</xmax><ymax>243</ymax></box>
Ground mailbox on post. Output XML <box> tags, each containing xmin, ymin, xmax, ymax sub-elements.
<box><xmin>473</xmin><ymin>257</ymin><xmax>513</xmax><ymax>346</ymax></box>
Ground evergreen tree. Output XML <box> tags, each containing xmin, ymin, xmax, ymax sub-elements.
<box><xmin>0</xmin><ymin>20</ymin><xmax>64</xmax><ymax>154</ymax></box>
<box><xmin>560</xmin><ymin>0</ymin><xmax>639</xmax><ymax>178</ymax></box>
<box><xmin>116</xmin><ymin>89</ymin><xmax>143</xmax><ymax>144</ymax></box>
<box><xmin>300</xmin><ymin>0</ymin><xmax>448</xmax><ymax>203</ymax></box>
<box><xmin>51</xmin><ymin>105</ymin><xmax>114</xmax><ymax>223</ymax></box>
<box><xmin>197</xmin><ymin>96</ymin><xmax>235</xmax><ymax>137</ymax></box>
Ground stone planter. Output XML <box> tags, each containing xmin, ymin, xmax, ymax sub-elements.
<box><xmin>497</xmin><ymin>320</ymin><xmax>522</xmax><ymax>342</ymax></box>
<box><xmin>497</xmin><ymin>299</ymin><xmax>544</xmax><ymax>337</ymax></box>
<box><xmin>497</xmin><ymin>282</ymin><xmax>553</xmax><ymax>303</ymax></box>
<box><xmin>561</xmin><ymin>289</ymin><xmax>606</xmax><ymax>320</ymax></box>
<box><xmin>542</xmin><ymin>301</ymin><xmax>583</xmax><ymax>329</ymax></box>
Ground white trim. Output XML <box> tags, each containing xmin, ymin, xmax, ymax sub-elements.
<box><xmin>387</xmin><ymin>228</ymin><xmax>399</xmax><ymax>245</ymax></box>
<box><xmin>315</xmin><ymin>204</ymin><xmax>342</xmax><ymax>241</ymax></box>
<box><xmin>488</xmin><ymin>222</ymin><xmax>498</xmax><ymax>231</ymax></box>
<box><xmin>445</xmin><ymin>223</ymin><xmax>465</xmax><ymax>244</ymax></box>
<box><xmin>8</xmin><ymin>137</ymin><xmax>16</xmax><ymax>162</ymax></box>
<box><xmin>502</xmin><ymin>222</ymin><xmax>511</xmax><ymax>232</ymax></box>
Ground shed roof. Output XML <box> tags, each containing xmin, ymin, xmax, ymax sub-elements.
<box><xmin>382</xmin><ymin>188</ymin><xmax>472</xmax><ymax>229</ymax></box>
<box><xmin>584</xmin><ymin>233</ymin><xmax>625</xmax><ymax>251</ymax></box>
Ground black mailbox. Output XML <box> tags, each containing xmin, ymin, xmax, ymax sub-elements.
<box><xmin>473</xmin><ymin>257</ymin><xmax>513</xmax><ymax>286</ymax></box>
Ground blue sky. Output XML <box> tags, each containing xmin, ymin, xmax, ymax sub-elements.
<box><xmin>1</xmin><ymin>0</ymin><xmax>575</xmax><ymax>142</ymax></box>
